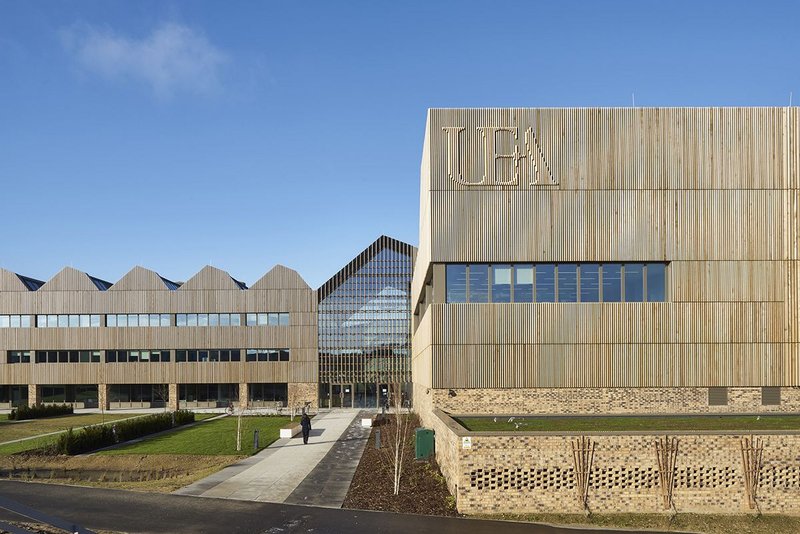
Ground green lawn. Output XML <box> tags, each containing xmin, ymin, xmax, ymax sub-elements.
<box><xmin>101</xmin><ymin>415</ymin><xmax>292</xmax><ymax>455</ymax></box>
<box><xmin>0</xmin><ymin>413</ymin><xmax>149</xmax><ymax>444</ymax></box>
<box><xmin>456</xmin><ymin>414</ymin><xmax>800</xmax><ymax>432</ymax></box>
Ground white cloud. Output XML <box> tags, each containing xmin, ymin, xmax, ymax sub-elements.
<box><xmin>61</xmin><ymin>22</ymin><xmax>227</xmax><ymax>98</ymax></box>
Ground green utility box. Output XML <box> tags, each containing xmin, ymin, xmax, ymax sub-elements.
<box><xmin>415</xmin><ymin>427</ymin><xmax>435</xmax><ymax>460</ymax></box>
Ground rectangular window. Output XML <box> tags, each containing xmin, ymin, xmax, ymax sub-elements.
<box><xmin>129</xmin><ymin>351</ymin><xmax>139</xmax><ymax>363</ymax></box>
<box><xmin>118</xmin><ymin>314</ymin><xmax>128</xmax><ymax>327</ymax></box>
<box><xmin>139</xmin><ymin>314</ymin><xmax>149</xmax><ymax>326</ymax></box>
<box><xmin>176</xmin><ymin>350</ymin><xmax>186</xmax><ymax>362</ymax></box>
<box><xmin>37</xmin><ymin>315</ymin><xmax>46</xmax><ymax>328</ymax></box>
<box><xmin>278</xmin><ymin>313</ymin><xmax>289</xmax><ymax>326</ymax></box>
<box><xmin>624</xmin><ymin>264</ymin><xmax>645</xmax><ymax>302</ymax></box>
<box><xmin>188</xmin><ymin>350</ymin><xmax>198</xmax><ymax>362</ymax></box>
<box><xmin>187</xmin><ymin>314</ymin><xmax>198</xmax><ymax>327</ymax></box>
<box><xmin>268</xmin><ymin>313</ymin><xmax>279</xmax><ymax>326</ymax></box>
<box><xmin>535</xmin><ymin>264</ymin><xmax>556</xmax><ymax>302</ymax></box>
<box><xmin>21</xmin><ymin>315</ymin><xmax>31</xmax><ymax>328</ymax></box>
<box><xmin>257</xmin><ymin>313</ymin><xmax>268</xmax><ymax>326</ymax></box>
<box><xmin>67</xmin><ymin>315</ymin><xmax>78</xmax><ymax>328</ymax></box>
<box><xmin>0</xmin><ymin>316</ymin><xmax>8</xmax><ymax>328</ymax></box>
<box><xmin>9</xmin><ymin>315</ymin><xmax>20</xmax><ymax>328</ymax></box>
<box><xmin>557</xmin><ymin>264</ymin><xmax>578</xmax><ymax>302</ymax></box>
<box><xmin>106</xmin><ymin>351</ymin><xmax>117</xmax><ymax>363</ymax></box>
<box><xmin>160</xmin><ymin>314</ymin><xmax>170</xmax><ymax>327</ymax></box>
<box><xmin>512</xmin><ymin>265</ymin><xmax>533</xmax><ymax>303</ymax></box>
<box><xmin>91</xmin><ymin>314</ymin><xmax>100</xmax><ymax>327</ymax></box>
<box><xmin>219</xmin><ymin>314</ymin><xmax>229</xmax><ymax>327</ymax></box>
<box><xmin>198</xmin><ymin>314</ymin><xmax>209</xmax><ymax>327</ymax></box>
<box><xmin>246</xmin><ymin>349</ymin><xmax>257</xmax><ymax>362</ymax></box>
<box><xmin>446</xmin><ymin>264</ymin><xmax>467</xmax><ymax>303</ymax></box>
<box><xmin>279</xmin><ymin>349</ymin><xmax>290</xmax><ymax>361</ymax></box>
<box><xmin>491</xmin><ymin>265</ymin><xmax>512</xmax><ymax>303</ymax></box>
<box><xmin>468</xmin><ymin>264</ymin><xmax>489</xmax><ymax>303</ymax></box>
<box><xmin>176</xmin><ymin>314</ymin><xmax>187</xmax><ymax>327</ymax></box>
<box><xmin>579</xmin><ymin>264</ymin><xmax>600</xmax><ymax>302</ymax></box>
<box><xmin>601</xmin><ymin>264</ymin><xmax>622</xmax><ymax>302</ymax></box>
<box><xmin>246</xmin><ymin>313</ymin><xmax>257</xmax><ymax>326</ymax></box>
<box><xmin>58</xmin><ymin>315</ymin><xmax>68</xmax><ymax>328</ymax></box>
<box><xmin>128</xmin><ymin>314</ymin><xmax>139</xmax><ymax>327</ymax></box>
<box><xmin>646</xmin><ymin>263</ymin><xmax>666</xmax><ymax>302</ymax></box>
<box><xmin>79</xmin><ymin>315</ymin><xmax>90</xmax><ymax>328</ymax></box>
<box><xmin>209</xmin><ymin>314</ymin><xmax>219</xmax><ymax>327</ymax></box>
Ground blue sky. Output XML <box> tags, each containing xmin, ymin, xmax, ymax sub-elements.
<box><xmin>1</xmin><ymin>1</ymin><xmax>798</xmax><ymax>288</ymax></box>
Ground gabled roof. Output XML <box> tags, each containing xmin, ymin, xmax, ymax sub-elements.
<box><xmin>318</xmin><ymin>235</ymin><xmax>416</xmax><ymax>301</ymax></box>
<box><xmin>39</xmin><ymin>267</ymin><xmax>112</xmax><ymax>292</ymax></box>
<box><xmin>109</xmin><ymin>266</ymin><xmax>181</xmax><ymax>291</ymax></box>
<box><xmin>179</xmin><ymin>265</ymin><xmax>247</xmax><ymax>291</ymax></box>
<box><xmin>251</xmin><ymin>265</ymin><xmax>310</xmax><ymax>290</ymax></box>
<box><xmin>0</xmin><ymin>268</ymin><xmax>45</xmax><ymax>291</ymax></box>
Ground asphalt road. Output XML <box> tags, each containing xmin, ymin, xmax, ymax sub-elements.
<box><xmin>0</xmin><ymin>480</ymin><xmax>655</xmax><ymax>534</ymax></box>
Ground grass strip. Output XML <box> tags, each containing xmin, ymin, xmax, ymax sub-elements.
<box><xmin>456</xmin><ymin>414</ymin><xmax>800</xmax><ymax>432</ymax></box>
<box><xmin>101</xmin><ymin>415</ymin><xmax>292</xmax><ymax>455</ymax></box>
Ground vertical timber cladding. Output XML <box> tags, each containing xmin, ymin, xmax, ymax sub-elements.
<box><xmin>412</xmin><ymin>107</ymin><xmax>800</xmax><ymax>393</ymax></box>
<box><xmin>0</xmin><ymin>264</ymin><xmax>318</xmax><ymax>392</ymax></box>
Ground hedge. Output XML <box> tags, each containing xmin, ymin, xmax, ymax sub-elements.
<box><xmin>9</xmin><ymin>403</ymin><xmax>73</xmax><ymax>421</ymax></box>
<box><xmin>54</xmin><ymin>410</ymin><xmax>195</xmax><ymax>455</ymax></box>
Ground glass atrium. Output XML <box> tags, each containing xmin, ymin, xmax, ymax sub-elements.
<box><xmin>318</xmin><ymin>236</ymin><xmax>415</xmax><ymax>408</ymax></box>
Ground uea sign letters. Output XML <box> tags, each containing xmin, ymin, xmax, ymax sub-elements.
<box><xmin>443</xmin><ymin>126</ymin><xmax>558</xmax><ymax>187</ymax></box>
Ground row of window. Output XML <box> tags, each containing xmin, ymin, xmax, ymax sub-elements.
<box><xmin>6</xmin><ymin>349</ymin><xmax>289</xmax><ymax>364</ymax></box>
<box><xmin>0</xmin><ymin>313</ymin><xmax>291</xmax><ymax>328</ymax></box>
<box><xmin>0</xmin><ymin>315</ymin><xmax>33</xmax><ymax>328</ymax></box>
<box><xmin>245</xmin><ymin>313</ymin><xmax>290</xmax><ymax>326</ymax></box>
<box><xmin>176</xmin><ymin>313</ymin><xmax>242</xmax><ymax>327</ymax></box>
<box><xmin>106</xmin><ymin>350</ymin><xmax>171</xmax><ymax>363</ymax></box>
<box><xmin>176</xmin><ymin>349</ymin><xmax>243</xmax><ymax>362</ymax></box>
<box><xmin>36</xmin><ymin>315</ymin><xmax>102</xmax><ymax>328</ymax></box>
<box><xmin>446</xmin><ymin>263</ymin><xmax>667</xmax><ymax>303</ymax></box>
<box><xmin>35</xmin><ymin>351</ymin><xmax>102</xmax><ymax>363</ymax></box>
<box><xmin>108</xmin><ymin>314</ymin><xmax>171</xmax><ymax>327</ymax></box>
<box><xmin>246</xmin><ymin>349</ymin><xmax>291</xmax><ymax>362</ymax></box>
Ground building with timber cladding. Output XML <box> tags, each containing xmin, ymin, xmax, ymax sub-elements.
<box><xmin>0</xmin><ymin>236</ymin><xmax>414</xmax><ymax>410</ymax></box>
<box><xmin>412</xmin><ymin>107</ymin><xmax>800</xmax><ymax>419</ymax></box>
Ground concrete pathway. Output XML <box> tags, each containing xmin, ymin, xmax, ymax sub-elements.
<box><xmin>284</xmin><ymin>409</ymin><xmax>371</xmax><ymax>507</ymax></box>
<box><xmin>176</xmin><ymin>409</ymin><xmax>363</xmax><ymax>504</ymax></box>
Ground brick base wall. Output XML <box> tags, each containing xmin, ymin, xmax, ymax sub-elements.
<box><xmin>288</xmin><ymin>382</ymin><xmax>318</xmax><ymax>410</ymax></box>
<box><xmin>427</xmin><ymin>410</ymin><xmax>800</xmax><ymax>515</ymax></box>
<box><xmin>420</xmin><ymin>386</ymin><xmax>800</xmax><ymax>415</ymax></box>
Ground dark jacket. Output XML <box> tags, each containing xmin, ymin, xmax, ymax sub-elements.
<box><xmin>300</xmin><ymin>415</ymin><xmax>311</xmax><ymax>432</ymax></box>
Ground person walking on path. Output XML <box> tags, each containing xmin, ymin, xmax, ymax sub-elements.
<box><xmin>300</xmin><ymin>413</ymin><xmax>312</xmax><ymax>444</ymax></box>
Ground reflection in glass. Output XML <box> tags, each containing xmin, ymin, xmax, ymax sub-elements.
<box><xmin>647</xmin><ymin>263</ymin><xmax>666</xmax><ymax>301</ymax></box>
<box><xmin>624</xmin><ymin>264</ymin><xmax>644</xmax><ymax>302</ymax></box>
<box><xmin>580</xmin><ymin>264</ymin><xmax>600</xmax><ymax>302</ymax></box>
<box><xmin>492</xmin><ymin>265</ymin><xmax>512</xmax><ymax>302</ymax></box>
<box><xmin>468</xmin><ymin>264</ymin><xmax>489</xmax><ymax>303</ymax></box>
<box><xmin>602</xmin><ymin>264</ymin><xmax>622</xmax><ymax>302</ymax></box>
<box><xmin>446</xmin><ymin>264</ymin><xmax>467</xmax><ymax>303</ymax></box>
<box><xmin>513</xmin><ymin>265</ymin><xmax>533</xmax><ymax>302</ymax></box>
<box><xmin>535</xmin><ymin>264</ymin><xmax>556</xmax><ymax>302</ymax></box>
<box><xmin>557</xmin><ymin>264</ymin><xmax>578</xmax><ymax>302</ymax></box>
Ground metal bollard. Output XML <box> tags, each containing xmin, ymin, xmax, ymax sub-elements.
<box><xmin>253</xmin><ymin>429</ymin><xmax>260</xmax><ymax>450</ymax></box>
<box><xmin>375</xmin><ymin>429</ymin><xmax>381</xmax><ymax>449</ymax></box>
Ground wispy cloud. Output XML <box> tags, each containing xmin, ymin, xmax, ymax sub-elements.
<box><xmin>61</xmin><ymin>22</ymin><xmax>227</xmax><ymax>98</ymax></box>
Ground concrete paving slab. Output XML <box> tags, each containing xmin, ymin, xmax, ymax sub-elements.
<box><xmin>176</xmin><ymin>409</ymin><xmax>361</xmax><ymax>503</ymax></box>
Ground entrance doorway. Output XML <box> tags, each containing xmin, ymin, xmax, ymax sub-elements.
<box><xmin>331</xmin><ymin>384</ymin><xmax>353</xmax><ymax>408</ymax></box>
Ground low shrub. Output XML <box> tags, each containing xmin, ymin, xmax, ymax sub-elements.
<box><xmin>54</xmin><ymin>410</ymin><xmax>195</xmax><ymax>455</ymax></box>
<box><xmin>9</xmin><ymin>403</ymin><xmax>73</xmax><ymax>421</ymax></box>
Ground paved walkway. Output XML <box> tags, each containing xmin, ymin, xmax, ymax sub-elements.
<box><xmin>176</xmin><ymin>409</ymin><xmax>367</xmax><ymax>506</ymax></box>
